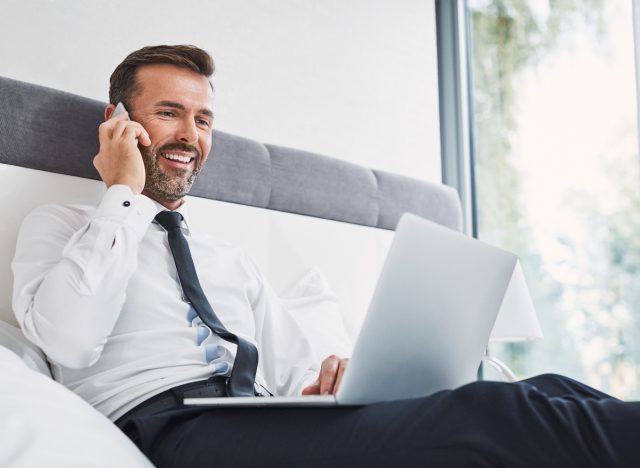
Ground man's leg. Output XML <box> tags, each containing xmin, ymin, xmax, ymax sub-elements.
<box><xmin>122</xmin><ymin>378</ymin><xmax>640</xmax><ymax>468</ymax></box>
<box><xmin>520</xmin><ymin>373</ymin><xmax>617</xmax><ymax>400</ymax></box>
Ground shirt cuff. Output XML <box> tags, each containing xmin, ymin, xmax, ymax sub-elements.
<box><xmin>92</xmin><ymin>185</ymin><xmax>159</xmax><ymax>239</ymax></box>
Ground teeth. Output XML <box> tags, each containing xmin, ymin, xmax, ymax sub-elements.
<box><xmin>162</xmin><ymin>153</ymin><xmax>192</xmax><ymax>163</ymax></box>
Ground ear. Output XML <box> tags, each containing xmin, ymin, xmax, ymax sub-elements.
<box><xmin>104</xmin><ymin>104</ymin><xmax>116</xmax><ymax>121</ymax></box>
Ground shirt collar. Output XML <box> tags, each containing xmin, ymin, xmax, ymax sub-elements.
<box><xmin>147</xmin><ymin>196</ymin><xmax>193</xmax><ymax>236</ymax></box>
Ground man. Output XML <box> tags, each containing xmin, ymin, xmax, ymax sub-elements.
<box><xmin>11</xmin><ymin>45</ymin><xmax>640</xmax><ymax>467</ymax></box>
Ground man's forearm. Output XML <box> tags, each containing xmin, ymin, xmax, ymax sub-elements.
<box><xmin>12</xmin><ymin>185</ymin><xmax>158</xmax><ymax>368</ymax></box>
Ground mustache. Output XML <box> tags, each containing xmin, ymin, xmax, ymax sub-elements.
<box><xmin>156</xmin><ymin>142</ymin><xmax>202</xmax><ymax>160</ymax></box>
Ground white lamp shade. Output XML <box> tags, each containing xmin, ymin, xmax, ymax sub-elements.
<box><xmin>489</xmin><ymin>261</ymin><xmax>543</xmax><ymax>342</ymax></box>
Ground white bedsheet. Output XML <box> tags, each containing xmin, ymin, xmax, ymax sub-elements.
<box><xmin>0</xmin><ymin>346</ymin><xmax>152</xmax><ymax>468</ymax></box>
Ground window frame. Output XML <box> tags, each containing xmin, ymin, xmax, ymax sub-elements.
<box><xmin>435</xmin><ymin>0</ymin><xmax>477</xmax><ymax>237</ymax></box>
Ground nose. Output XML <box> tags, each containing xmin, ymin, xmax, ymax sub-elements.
<box><xmin>176</xmin><ymin>116</ymin><xmax>198</xmax><ymax>144</ymax></box>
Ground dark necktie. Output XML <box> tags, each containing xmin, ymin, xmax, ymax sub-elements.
<box><xmin>155</xmin><ymin>211</ymin><xmax>258</xmax><ymax>397</ymax></box>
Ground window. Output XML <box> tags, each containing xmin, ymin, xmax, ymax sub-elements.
<box><xmin>466</xmin><ymin>0</ymin><xmax>640</xmax><ymax>398</ymax></box>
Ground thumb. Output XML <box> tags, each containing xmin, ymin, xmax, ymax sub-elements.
<box><xmin>302</xmin><ymin>379</ymin><xmax>320</xmax><ymax>395</ymax></box>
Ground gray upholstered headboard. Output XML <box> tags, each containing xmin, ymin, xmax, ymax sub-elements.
<box><xmin>0</xmin><ymin>76</ymin><xmax>461</xmax><ymax>231</ymax></box>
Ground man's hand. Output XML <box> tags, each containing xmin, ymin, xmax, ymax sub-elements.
<box><xmin>302</xmin><ymin>355</ymin><xmax>349</xmax><ymax>395</ymax></box>
<box><xmin>93</xmin><ymin>110</ymin><xmax>151</xmax><ymax>194</ymax></box>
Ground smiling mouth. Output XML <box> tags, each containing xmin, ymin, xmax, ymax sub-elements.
<box><xmin>161</xmin><ymin>152</ymin><xmax>195</xmax><ymax>164</ymax></box>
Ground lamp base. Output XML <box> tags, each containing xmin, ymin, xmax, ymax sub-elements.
<box><xmin>482</xmin><ymin>355</ymin><xmax>517</xmax><ymax>382</ymax></box>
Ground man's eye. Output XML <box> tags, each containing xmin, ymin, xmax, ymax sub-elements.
<box><xmin>197</xmin><ymin>119</ymin><xmax>211</xmax><ymax>127</ymax></box>
<box><xmin>159</xmin><ymin>111</ymin><xmax>175</xmax><ymax>117</ymax></box>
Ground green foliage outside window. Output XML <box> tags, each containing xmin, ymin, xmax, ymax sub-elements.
<box><xmin>470</xmin><ymin>0</ymin><xmax>640</xmax><ymax>397</ymax></box>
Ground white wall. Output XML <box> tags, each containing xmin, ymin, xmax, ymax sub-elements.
<box><xmin>0</xmin><ymin>0</ymin><xmax>441</xmax><ymax>182</ymax></box>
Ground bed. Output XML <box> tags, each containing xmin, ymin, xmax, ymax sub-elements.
<box><xmin>0</xmin><ymin>75</ymin><xmax>461</xmax><ymax>466</ymax></box>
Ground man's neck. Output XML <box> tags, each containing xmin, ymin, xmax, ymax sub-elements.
<box><xmin>142</xmin><ymin>190</ymin><xmax>185</xmax><ymax>211</ymax></box>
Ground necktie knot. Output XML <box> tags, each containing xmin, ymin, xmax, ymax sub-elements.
<box><xmin>155</xmin><ymin>211</ymin><xmax>184</xmax><ymax>231</ymax></box>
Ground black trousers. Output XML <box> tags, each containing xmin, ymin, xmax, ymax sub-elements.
<box><xmin>120</xmin><ymin>374</ymin><xmax>639</xmax><ymax>468</ymax></box>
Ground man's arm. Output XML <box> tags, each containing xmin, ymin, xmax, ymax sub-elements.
<box><xmin>246</xmin><ymin>258</ymin><xmax>349</xmax><ymax>396</ymax></box>
<box><xmin>12</xmin><ymin>109</ymin><xmax>156</xmax><ymax>368</ymax></box>
<box><xmin>12</xmin><ymin>187</ymin><xmax>157</xmax><ymax>368</ymax></box>
<box><xmin>243</xmin><ymin>259</ymin><xmax>318</xmax><ymax>396</ymax></box>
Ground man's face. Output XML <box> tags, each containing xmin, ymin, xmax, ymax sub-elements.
<box><xmin>128</xmin><ymin>64</ymin><xmax>214</xmax><ymax>204</ymax></box>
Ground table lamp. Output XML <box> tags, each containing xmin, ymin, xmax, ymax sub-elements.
<box><xmin>483</xmin><ymin>261</ymin><xmax>543</xmax><ymax>381</ymax></box>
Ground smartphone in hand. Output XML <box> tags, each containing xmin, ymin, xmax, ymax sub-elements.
<box><xmin>113</xmin><ymin>102</ymin><xmax>128</xmax><ymax>119</ymax></box>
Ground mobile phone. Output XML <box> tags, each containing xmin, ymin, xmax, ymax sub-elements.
<box><xmin>113</xmin><ymin>102</ymin><xmax>128</xmax><ymax>119</ymax></box>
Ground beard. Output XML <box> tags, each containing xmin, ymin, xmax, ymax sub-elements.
<box><xmin>140</xmin><ymin>142</ymin><xmax>203</xmax><ymax>202</ymax></box>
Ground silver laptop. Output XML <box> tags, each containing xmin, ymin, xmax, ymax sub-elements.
<box><xmin>184</xmin><ymin>212</ymin><xmax>518</xmax><ymax>407</ymax></box>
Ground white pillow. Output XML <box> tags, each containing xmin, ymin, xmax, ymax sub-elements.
<box><xmin>0</xmin><ymin>345</ymin><xmax>153</xmax><ymax>468</ymax></box>
<box><xmin>0</xmin><ymin>320</ymin><xmax>50</xmax><ymax>377</ymax></box>
<box><xmin>280</xmin><ymin>267</ymin><xmax>353</xmax><ymax>360</ymax></box>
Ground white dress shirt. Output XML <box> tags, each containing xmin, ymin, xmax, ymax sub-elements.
<box><xmin>12</xmin><ymin>185</ymin><xmax>319</xmax><ymax>421</ymax></box>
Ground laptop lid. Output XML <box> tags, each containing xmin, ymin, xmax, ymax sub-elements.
<box><xmin>184</xmin><ymin>212</ymin><xmax>518</xmax><ymax>408</ymax></box>
<box><xmin>335</xmin><ymin>213</ymin><xmax>518</xmax><ymax>404</ymax></box>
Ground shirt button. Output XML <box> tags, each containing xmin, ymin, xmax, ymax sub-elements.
<box><xmin>123</xmin><ymin>201</ymin><xmax>131</xmax><ymax>207</ymax></box>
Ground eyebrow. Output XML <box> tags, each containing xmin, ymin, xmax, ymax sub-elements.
<box><xmin>154</xmin><ymin>100</ymin><xmax>214</xmax><ymax>119</ymax></box>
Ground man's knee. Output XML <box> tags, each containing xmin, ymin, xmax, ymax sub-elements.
<box><xmin>521</xmin><ymin>372</ymin><xmax>566</xmax><ymax>384</ymax></box>
<box><xmin>519</xmin><ymin>373</ymin><xmax>610</xmax><ymax>400</ymax></box>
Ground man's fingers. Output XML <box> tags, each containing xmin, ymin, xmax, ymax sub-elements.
<box><xmin>333</xmin><ymin>358</ymin><xmax>349</xmax><ymax>394</ymax></box>
<box><xmin>301</xmin><ymin>380</ymin><xmax>320</xmax><ymax>395</ymax></box>
<box><xmin>99</xmin><ymin>112</ymin><xmax>150</xmax><ymax>147</ymax></box>
<box><xmin>319</xmin><ymin>355</ymin><xmax>340</xmax><ymax>395</ymax></box>
<box><xmin>98</xmin><ymin>119</ymin><xmax>115</xmax><ymax>145</ymax></box>
<box><xmin>137</xmin><ymin>127</ymin><xmax>151</xmax><ymax>146</ymax></box>
<box><xmin>304</xmin><ymin>355</ymin><xmax>350</xmax><ymax>396</ymax></box>
<box><xmin>114</xmin><ymin>121</ymin><xmax>142</xmax><ymax>139</ymax></box>
<box><xmin>121</xmin><ymin>122</ymin><xmax>150</xmax><ymax>146</ymax></box>
<box><xmin>99</xmin><ymin>111</ymin><xmax>129</xmax><ymax>140</ymax></box>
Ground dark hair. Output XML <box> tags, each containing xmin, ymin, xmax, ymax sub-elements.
<box><xmin>109</xmin><ymin>45</ymin><xmax>215</xmax><ymax>107</ymax></box>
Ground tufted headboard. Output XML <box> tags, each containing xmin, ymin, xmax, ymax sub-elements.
<box><xmin>0</xmin><ymin>76</ymin><xmax>461</xmax><ymax>231</ymax></box>
<box><xmin>0</xmin><ymin>75</ymin><xmax>462</xmax><ymax>336</ymax></box>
